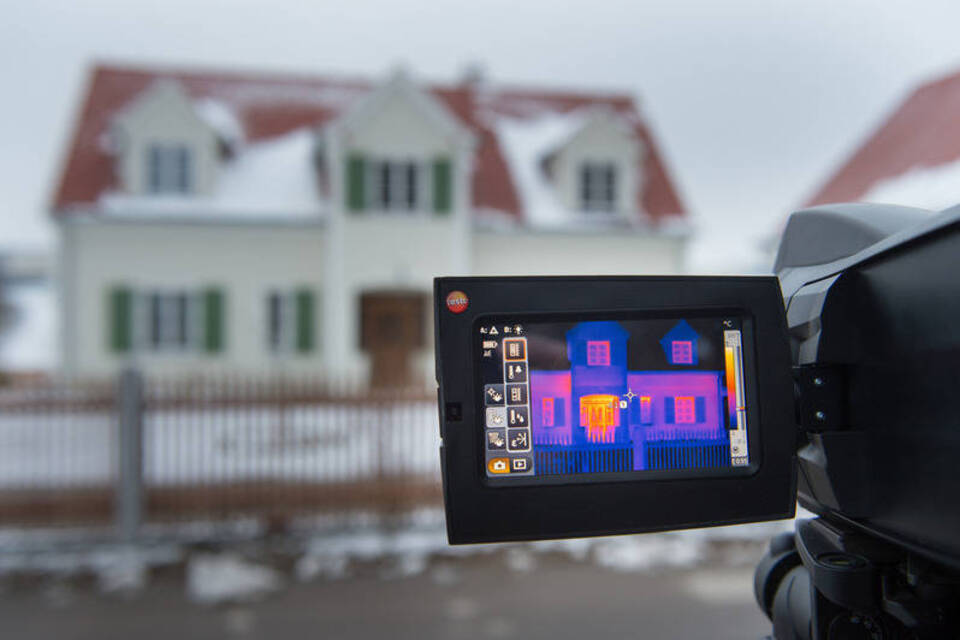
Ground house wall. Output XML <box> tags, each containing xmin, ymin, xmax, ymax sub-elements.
<box><xmin>326</xmin><ymin>85</ymin><xmax>473</xmax><ymax>383</ymax></box>
<box><xmin>114</xmin><ymin>82</ymin><xmax>220</xmax><ymax>196</ymax></box>
<box><xmin>471</xmin><ymin>229</ymin><xmax>685</xmax><ymax>275</ymax></box>
<box><xmin>552</xmin><ymin>117</ymin><xmax>640</xmax><ymax>215</ymax></box>
<box><xmin>60</xmin><ymin>220</ymin><xmax>327</xmax><ymax>378</ymax></box>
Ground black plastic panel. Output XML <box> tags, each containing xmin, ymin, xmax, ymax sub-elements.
<box><xmin>435</xmin><ymin>276</ymin><xmax>797</xmax><ymax>544</ymax></box>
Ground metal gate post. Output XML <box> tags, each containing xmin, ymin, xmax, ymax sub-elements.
<box><xmin>116</xmin><ymin>368</ymin><xmax>144</xmax><ymax>542</ymax></box>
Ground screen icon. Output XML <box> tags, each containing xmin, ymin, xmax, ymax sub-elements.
<box><xmin>507</xmin><ymin>406</ymin><xmax>528</xmax><ymax>427</ymax></box>
<box><xmin>484</xmin><ymin>384</ymin><xmax>505</xmax><ymax>405</ymax></box>
<box><xmin>506</xmin><ymin>362</ymin><xmax>526</xmax><ymax>382</ymax></box>
<box><xmin>511</xmin><ymin>457</ymin><xmax>531</xmax><ymax>473</ymax></box>
<box><xmin>486</xmin><ymin>430</ymin><xmax>507</xmax><ymax>450</ymax></box>
<box><xmin>488</xmin><ymin>458</ymin><xmax>510</xmax><ymax>474</ymax></box>
<box><xmin>486</xmin><ymin>407</ymin><xmax>507</xmax><ymax>428</ymax></box>
<box><xmin>503</xmin><ymin>338</ymin><xmax>526</xmax><ymax>361</ymax></box>
<box><xmin>508</xmin><ymin>429</ymin><xmax>530</xmax><ymax>451</ymax></box>
<box><xmin>506</xmin><ymin>384</ymin><xmax>527</xmax><ymax>405</ymax></box>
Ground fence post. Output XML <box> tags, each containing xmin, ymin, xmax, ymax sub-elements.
<box><xmin>116</xmin><ymin>368</ymin><xmax>144</xmax><ymax>542</ymax></box>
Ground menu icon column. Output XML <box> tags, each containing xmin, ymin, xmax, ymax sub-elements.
<box><xmin>502</xmin><ymin>337</ymin><xmax>533</xmax><ymax>473</ymax></box>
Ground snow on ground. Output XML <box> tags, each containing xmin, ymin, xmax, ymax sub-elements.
<box><xmin>100</xmin><ymin>128</ymin><xmax>325</xmax><ymax>219</ymax></box>
<box><xmin>860</xmin><ymin>159</ymin><xmax>960</xmax><ymax>212</ymax></box>
<box><xmin>187</xmin><ymin>552</ymin><xmax>282</xmax><ymax>604</ymax></box>
<box><xmin>0</xmin><ymin>281</ymin><xmax>55</xmax><ymax>372</ymax></box>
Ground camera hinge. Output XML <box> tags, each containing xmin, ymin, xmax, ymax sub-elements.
<box><xmin>793</xmin><ymin>364</ymin><xmax>847</xmax><ymax>433</ymax></box>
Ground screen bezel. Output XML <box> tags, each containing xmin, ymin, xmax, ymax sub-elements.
<box><xmin>435</xmin><ymin>276</ymin><xmax>796</xmax><ymax>544</ymax></box>
<box><xmin>473</xmin><ymin>309</ymin><xmax>762</xmax><ymax>487</ymax></box>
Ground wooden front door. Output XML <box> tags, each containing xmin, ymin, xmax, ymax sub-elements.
<box><xmin>360</xmin><ymin>291</ymin><xmax>427</xmax><ymax>388</ymax></box>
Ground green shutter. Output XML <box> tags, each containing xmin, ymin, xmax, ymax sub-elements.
<box><xmin>203</xmin><ymin>288</ymin><xmax>225</xmax><ymax>354</ymax></box>
<box><xmin>346</xmin><ymin>154</ymin><xmax>365</xmax><ymax>212</ymax></box>
<box><xmin>108</xmin><ymin>287</ymin><xmax>133</xmax><ymax>353</ymax></box>
<box><xmin>295</xmin><ymin>288</ymin><xmax>315</xmax><ymax>353</ymax></box>
<box><xmin>432</xmin><ymin>157</ymin><xmax>452</xmax><ymax>214</ymax></box>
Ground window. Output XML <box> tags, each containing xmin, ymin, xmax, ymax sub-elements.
<box><xmin>146</xmin><ymin>144</ymin><xmax>193</xmax><ymax>194</ymax></box>
<box><xmin>369</xmin><ymin>159</ymin><xmax>419</xmax><ymax>211</ymax></box>
<box><xmin>542</xmin><ymin>398</ymin><xmax>555</xmax><ymax>427</ymax></box>
<box><xmin>145</xmin><ymin>291</ymin><xmax>196</xmax><ymax>350</ymax></box>
<box><xmin>580</xmin><ymin>162</ymin><xmax>617</xmax><ymax>212</ymax></box>
<box><xmin>267</xmin><ymin>289</ymin><xmax>316</xmax><ymax>353</ymax></box>
<box><xmin>671</xmin><ymin>340</ymin><xmax>694</xmax><ymax>365</ymax></box>
<box><xmin>108</xmin><ymin>287</ymin><xmax>224</xmax><ymax>354</ymax></box>
<box><xmin>674</xmin><ymin>396</ymin><xmax>696</xmax><ymax>424</ymax></box>
<box><xmin>639</xmin><ymin>396</ymin><xmax>653</xmax><ymax>425</ymax></box>
<box><xmin>586</xmin><ymin>340</ymin><xmax>611</xmax><ymax>366</ymax></box>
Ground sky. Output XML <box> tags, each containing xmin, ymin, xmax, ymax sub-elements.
<box><xmin>2</xmin><ymin>0</ymin><xmax>960</xmax><ymax>271</ymax></box>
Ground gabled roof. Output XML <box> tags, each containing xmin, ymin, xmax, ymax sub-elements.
<box><xmin>52</xmin><ymin>63</ymin><xmax>687</xmax><ymax>225</ymax></box>
<box><xmin>805</xmin><ymin>68</ymin><xmax>960</xmax><ymax>207</ymax></box>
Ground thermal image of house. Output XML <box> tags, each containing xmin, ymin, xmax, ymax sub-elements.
<box><xmin>528</xmin><ymin>320</ymin><xmax>731</xmax><ymax>474</ymax></box>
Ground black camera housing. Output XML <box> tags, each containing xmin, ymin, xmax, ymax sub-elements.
<box><xmin>435</xmin><ymin>276</ymin><xmax>797</xmax><ymax>544</ymax></box>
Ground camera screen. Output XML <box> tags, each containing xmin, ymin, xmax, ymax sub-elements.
<box><xmin>478</xmin><ymin>315</ymin><xmax>753</xmax><ymax>482</ymax></box>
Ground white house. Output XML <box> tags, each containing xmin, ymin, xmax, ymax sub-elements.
<box><xmin>51</xmin><ymin>64</ymin><xmax>690</xmax><ymax>385</ymax></box>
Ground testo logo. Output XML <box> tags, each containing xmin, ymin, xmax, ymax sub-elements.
<box><xmin>446</xmin><ymin>290</ymin><xmax>469</xmax><ymax>314</ymax></box>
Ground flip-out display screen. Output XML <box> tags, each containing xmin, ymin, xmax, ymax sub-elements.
<box><xmin>477</xmin><ymin>315</ymin><xmax>753</xmax><ymax>482</ymax></box>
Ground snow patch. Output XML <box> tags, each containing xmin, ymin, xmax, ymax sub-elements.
<box><xmin>186</xmin><ymin>553</ymin><xmax>282</xmax><ymax>605</ymax></box>
<box><xmin>194</xmin><ymin>99</ymin><xmax>244</xmax><ymax>146</ymax></box>
<box><xmin>0</xmin><ymin>282</ymin><xmax>55</xmax><ymax>371</ymax></box>
<box><xmin>861</xmin><ymin>159</ymin><xmax>960</xmax><ymax>211</ymax></box>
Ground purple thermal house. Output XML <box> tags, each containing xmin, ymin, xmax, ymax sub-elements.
<box><xmin>529</xmin><ymin>321</ymin><xmax>731</xmax><ymax>474</ymax></box>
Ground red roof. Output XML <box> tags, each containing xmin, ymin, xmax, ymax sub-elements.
<box><xmin>52</xmin><ymin>63</ymin><xmax>687</xmax><ymax>223</ymax></box>
<box><xmin>806</xmin><ymin>68</ymin><xmax>960</xmax><ymax>206</ymax></box>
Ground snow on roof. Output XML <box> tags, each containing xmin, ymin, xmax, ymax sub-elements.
<box><xmin>0</xmin><ymin>282</ymin><xmax>55</xmax><ymax>372</ymax></box>
<box><xmin>52</xmin><ymin>64</ymin><xmax>689</xmax><ymax>226</ymax></box>
<box><xmin>806</xmin><ymin>67</ymin><xmax>960</xmax><ymax>207</ymax></box>
<box><xmin>194</xmin><ymin>98</ymin><xmax>245</xmax><ymax>146</ymax></box>
<box><xmin>492</xmin><ymin>111</ymin><xmax>590</xmax><ymax>227</ymax></box>
<box><xmin>859</xmin><ymin>159</ymin><xmax>960</xmax><ymax>211</ymax></box>
<box><xmin>99</xmin><ymin>128</ymin><xmax>324</xmax><ymax>220</ymax></box>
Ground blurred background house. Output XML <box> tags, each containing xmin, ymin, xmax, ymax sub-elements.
<box><xmin>805</xmin><ymin>67</ymin><xmax>960</xmax><ymax>211</ymax></box>
<box><xmin>52</xmin><ymin>64</ymin><xmax>688</xmax><ymax>386</ymax></box>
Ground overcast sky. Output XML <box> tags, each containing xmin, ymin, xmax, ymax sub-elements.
<box><xmin>2</xmin><ymin>0</ymin><xmax>959</xmax><ymax>271</ymax></box>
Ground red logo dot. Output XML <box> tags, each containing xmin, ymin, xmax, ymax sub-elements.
<box><xmin>446</xmin><ymin>290</ymin><xmax>469</xmax><ymax>314</ymax></box>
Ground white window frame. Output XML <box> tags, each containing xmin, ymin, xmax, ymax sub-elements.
<box><xmin>367</xmin><ymin>158</ymin><xmax>424</xmax><ymax>212</ymax></box>
<box><xmin>579</xmin><ymin>161</ymin><xmax>617</xmax><ymax>212</ymax></box>
<box><xmin>145</xmin><ymin>143</ymin><xmax>194</xmax><ymax>195</ymax></box>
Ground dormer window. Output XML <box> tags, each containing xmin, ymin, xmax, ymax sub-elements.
<box><xmin>370</xmin><ymin>159</ymin><xmax>419</xmax><ymax>211</ymax></box>
<box><xmin>586</xmin><ymin>340</ymin><xmax>611</xmax><ymax>366</ymax></box>
<box><xmin>580</xmin><ymin>162</ymin><xmax>616</xmax><ymax>212</ymax></box>
<box><xmin>146</xmin><ymin>143</ymin><xmax>193</xmax><ymax>194</ymax></box>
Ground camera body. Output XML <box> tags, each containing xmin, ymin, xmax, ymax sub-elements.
<box><xmin>434</xmin><ymin>202</ymin><xmax>960</xmax><ymax>638</ymax></box>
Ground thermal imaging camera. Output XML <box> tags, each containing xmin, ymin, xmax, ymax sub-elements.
<box><xmin>434</xmin><ymin>276</ymin><xmax>796</xmax><ymax>544</ymax></box>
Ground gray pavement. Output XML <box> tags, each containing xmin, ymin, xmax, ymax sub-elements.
<box><xmin>0</xmin><ymin>552</ymin><xmax>772</xmax><ymax>639</ymax></box>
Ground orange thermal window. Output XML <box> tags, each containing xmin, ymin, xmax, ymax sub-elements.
<box><xmin>674</xmin><ymin>396</ymin><xmax>696</xmax><ymax>424</ymax></box>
